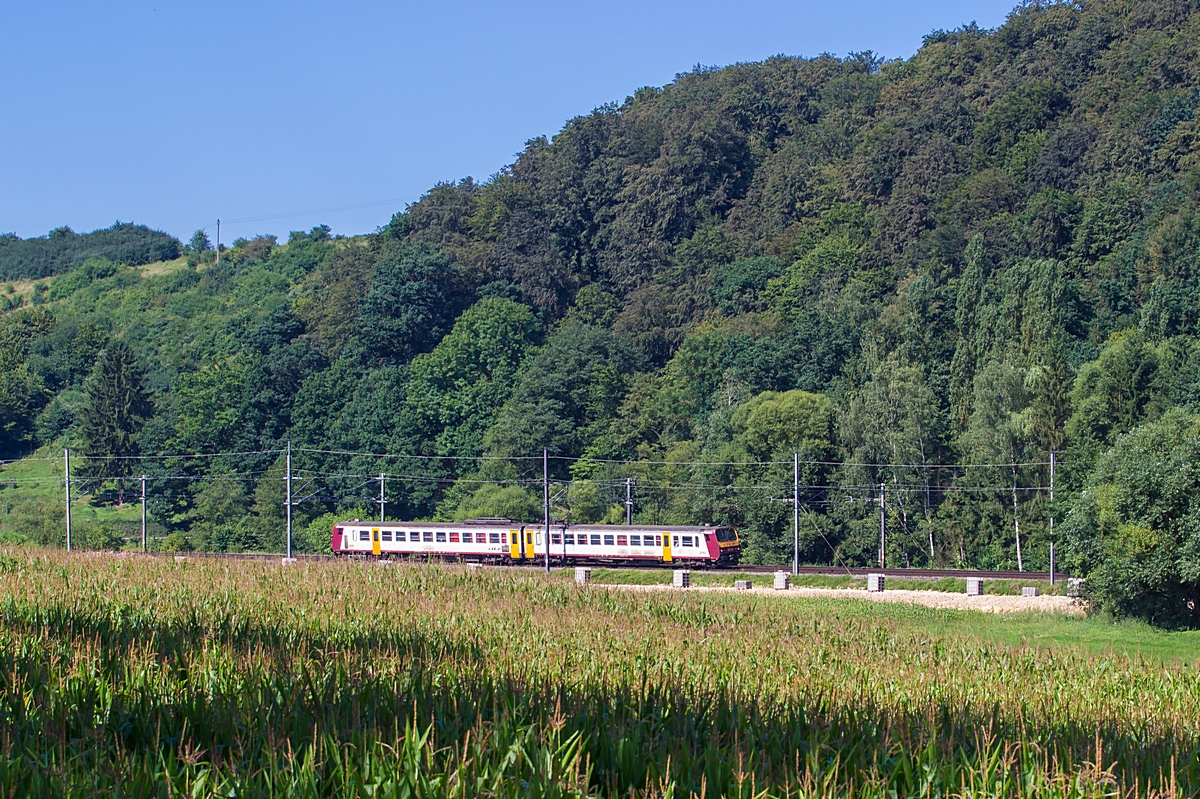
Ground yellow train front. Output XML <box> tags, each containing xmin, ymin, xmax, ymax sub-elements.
<box><xmin>332</xmin><ymin>518</ymin><xmax>741</xmax><ymax>567</ymax></box>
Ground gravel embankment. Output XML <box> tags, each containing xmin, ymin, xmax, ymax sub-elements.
<box><xmin>602</xmin><ymin>582</ymin><xmax>1084</xmax><ymax>615</ymax></box>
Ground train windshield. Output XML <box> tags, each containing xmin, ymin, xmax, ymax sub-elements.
<box><xmin>714</xmin><ymin>528</ymin><xmax>736</xmax><ymax>542</ymax></box>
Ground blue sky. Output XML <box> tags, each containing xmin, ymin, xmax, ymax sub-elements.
<box><xmin>1</xmin><ymin>1</ymin><xmax>1016</xmax><ymax>244</ymax></box>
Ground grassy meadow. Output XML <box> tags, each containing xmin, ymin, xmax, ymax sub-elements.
<box><xmin>0</xmin><ymin>551</ymin><xmax>1197</xmax><ymax>798</ymax></box>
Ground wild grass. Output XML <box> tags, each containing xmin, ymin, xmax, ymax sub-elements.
<box><xmin>0</xmin><ymin>550</ymin><xmax>1196</xmax><ymax>797</ymax></box>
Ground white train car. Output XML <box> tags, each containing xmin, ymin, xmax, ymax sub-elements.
<box><xmin>331</xmin><ymin>518</ymin><xmax>741</xmax><ymax>566</ymax></box>
<box><xmin>333</xmin><ymin>518</ymin><xmax>527</xmax><ymax>561</ymax></box>
<box><xmin>549</xmin><ymin>524</ymin><xmax>741</xmax><ymax>566</ymax></box>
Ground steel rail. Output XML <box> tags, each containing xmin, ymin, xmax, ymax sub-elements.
<box><xmin>734</xmin><ymin>564</ymin><xmax>1069</xmax><ymax>581</ymax></box>
<box><xmin>127</xmin><ymin>551</ymin><xmax>1069</xmax><ymax>580</ymax></box>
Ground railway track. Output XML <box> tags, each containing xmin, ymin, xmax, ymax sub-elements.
<box><xmin>135</xmin><ymin>552</ymin><xmax>1068</xmax><ymax>581</ymax></box>
<box><xmin>735</xmin><ymin>565</ymin><xmax>1068</xmax><ymax>581</ymax></box>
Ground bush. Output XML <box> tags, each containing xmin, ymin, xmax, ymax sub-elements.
<box><xmin>158</xmin><ymin>532</ymin><xmax>192</xmax><ymax>553</ymax></box>
<box><xmin>74</xmin><ymin>523</ymin><xmax>125</xmax><ymax>551</ymax></box>
<box><xmin>301</xmin><ymin>510</ymin><xmax>370</xmax><ymax>554</ymax></box>
<box><xmin>1062</xmin><ymin>408</ymin><xmax>1200</xmax><ymax>627</ymax></box>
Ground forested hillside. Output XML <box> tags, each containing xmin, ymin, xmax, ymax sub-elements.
<box><xmin>4</xmin><ymin>0</ymin><xmax>1200</xmax><ymax>623</ymax></box>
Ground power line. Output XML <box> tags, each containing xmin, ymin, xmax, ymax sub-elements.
<box><xmin>559</xmin><ymin>455</ymin><xmax>1054</xmax><ymax>468</ymax></box>
<box><xmin>188</xmin><ymin>196</ymin><xmax>412</xmax><ymax>234</ymax></box>
<box><xmin>288</xmin><ymin>471</ymin><xmax>1054</xmax><ymax>494</ymax></box>
<box><xmin>295</xmin><ymin>470</ymin><xmax>544</xmax><ymax>486</ymax></box>
<box><xmin>296</xmin><ymin>447</ymin><xmax>543</xmax><ymax>461</ymax></box>
<box><xmin>25</xmin><ymin>445</ymin><xmax>1056</xmax><ymax>470</ymax></box>
<box><xmin>73</xmin><ymin>449</ymin><xmax>284</xmax><ymax>461</ymax></box>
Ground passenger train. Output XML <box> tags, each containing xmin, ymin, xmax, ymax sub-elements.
<box><xmin>332</xmin><ymin>517</ymin><xmax>741</xmax><ymax>566</ymax></box>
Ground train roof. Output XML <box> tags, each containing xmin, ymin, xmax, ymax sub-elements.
<box><xmin>337</xmin><ymin>519</ymin><xmax>528</xmax><ymax>528</ymax></box>
<box><xmin>566</xmin><ymin>524</ymin><xmax>731</xmax><ymax>532</ymax></box>
<box><xmin>336</xmin><ymin>519</ymin><xmax>732</xmax><ymax>532</ymax></box>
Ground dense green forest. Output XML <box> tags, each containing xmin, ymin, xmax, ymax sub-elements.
<box><xmin>4</xmin><ymin>0</ymin><xmax>1200</xmax><ymax>624</ymax></box>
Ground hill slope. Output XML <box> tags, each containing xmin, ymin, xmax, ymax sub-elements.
<box><xmin>4</xmin><ymin>0</ymin><xmax>1200</xmax><ymax>621</ymax></box>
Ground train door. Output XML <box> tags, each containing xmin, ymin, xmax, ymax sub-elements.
<box><xmin>662</xmin><ymin>532</ymin><xmax>672</xmax><ymax>563</ymax></box>
<box><xmin>524</xmin><ymin>529</ymin><xmax>535</xmax><ymax>559</ymax></box>
<box><xmin>371</xmin><ymin>527</ymin><xmax>381</xmax><ymax>556</ymax></box>
<box><xmin>509</xmin><ymin>529</ymin><xmax>522</xmax><ymax>560</ymax></box>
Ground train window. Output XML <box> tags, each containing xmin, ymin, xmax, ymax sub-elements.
<box><xmin>527</xmin><ymin>532</ymin><xmax>533</xmax><ymax>544</ymax></box>
<box><xmin>564</xmin><ymin>534</ymin><xmax>574</xmax><ymax>545</ymax></box>
<box><xmin>358</xmin><ymin>530</ymin><xmax>369</xmax><ymax>541</ymax></box>
<box><xmin>423</xmin><ymin>532</ymin><xmax>433</xmax><ymax>542</ymax></box>
<box><xmin>381</xmin><ymin>530</ymin><xmax>392</xmax><ymax>542</ymax></box>
<box><xmin>449</xmin><ymin>532</ymin><xmax>459</xmax><ymax>543</ymax></box>
<box><xmin>436</xmin><ymin>532</ymin><xmax>447</xmax><ymax>543</ymax></box>
<box><xmin>511</xmin><ymin>532</ymin><xmax>518</xmax><ymax>544</ymax></box>
<box><xmin>408</xmin><ymin>531</ymin><xmax>418</xmax><ymax>541</ymax></box>
<box><xmin>462</xmin><ymin>532</ymin><xmax>472</xmax><ymax>543</ymax></box>
<box><xmin>630</xmin><ymin>535</ymin><xmax>640</xmax><ymax>546</ymax></box>
<box><xmin>551</xmin><ymin>533</ymin><xmax>561</xmax><ymax>544</ymax></box>
<box><xmin>616</xmin><ymin>535</ymin><xmax>627</xmax><ymax>546</ymax></box>
<box><xmin>590</xmin><ymin>534</ymin><xmax>601</xmax><ymax>546</ymax></box>
<box><xmin>489</xmin><ymin>532</ymin><xmax>501</xmax><ymax>544</ymax></box>
<box><xmin>715</xmin><ymin>528</ymin><xmax>734</xmax><ymax>542</ymax></box>
<box><xmin>603</xmin><ymin>534</ymin><xmax>615</xmax><ymax>546</ymax></box>
<box><xmin>673</xmin><ymin>536</ymin><xmax>679</xmax><ymax>547</ymax></box>
<box><xmin>682</xmin><ymin>536</ymin><xmax>692</xmax><ymax>547</ymax></box>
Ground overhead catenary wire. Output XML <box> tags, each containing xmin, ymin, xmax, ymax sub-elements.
<box><xmin>280</xmin><ymin>469</ymin><xmax>1055</xmax><ymax>494</ymax></box>
<box><xmin>296</xmin><ymin>447</ymin><xmax>544</xmax><ymax>461</ymax></box>
<box><xmin>73</xmin><ymin>449</ymin><xmax>285</xmax><ymax>460</ymax></box>
<box><xmin>1</xmin><ymin>470</ymin><xmax>1055</xmax><ymax>494</ymax></box>
<box><xmin>16</xmin><ymin>443</ymin><xmax>1064</xmax><ymax>568</ymax></box>
<box><xmin>555</xmin><ymin>454</ymin><xmax>1054</xmax><ymax>469</ymax></box>
<box><xmin>11</xmin><ymin>445</ymin><xmax>1063</xmax><ymax>538</ymax></box>
<box><xmin>24</xmin><ymin>444</ymin><xmax>1056</xmax><ymax>470</ymax></box>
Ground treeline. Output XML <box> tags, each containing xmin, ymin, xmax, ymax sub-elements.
<box><xmin>0</xmin><ymin>222</ymin><xmax>180</xmax><ymax>281</ymax></box>
<box><xmin>4</xmin><ymin>0</ymin><xmax>1200</xmax><ymax>625</ymax></box>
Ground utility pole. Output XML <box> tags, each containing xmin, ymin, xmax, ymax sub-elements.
<box><xmin>1012</xmin><ymin>462</ymin><xmax>1023</xmax><ymax>572</ymax></box>
<box><xmin>1049</xmin><ymin>450</ymin><xmax>1057</xmax><ymax>585</ymax></box>
<box><xmin>285</xmin><ymin>440</ymin><xmax>293</xmax><ymax>559</ymax></box>
<box><xmin>793</xmin><ymin>452</ymin><xmax>800</xmax><ymax>576</ymax></box>
<box><xmin>543</xmin><ymin>447</ymin><xmax>550</xmax><ymax>573</ymax></box>
<box><xmin>378</xmin><ymin>473</ymin><xmax>386</xmax><ymax>522</ymax></box>
<box><xmin>878</xmin><ymin>483</ymin><xmax>885</xmax><ymax>568</ymax></box>
<box><xmin>140</xmin><ymin>475</ymin><xmax>147</xmax><ymax>553</ymax></box>
<box><xmin>625</xmin><ymin>477</ymin><xmax>632</xmax><ymax>525</ymax></box>
<box><xmin>64</xmin><ymin>447</ymin><xmax>71</xmax><ymax>552</ymax></box>
<box><xmin>215</xmin><ymin>219</ymin><xmax>221</xmax><ymax>267</ymax></box>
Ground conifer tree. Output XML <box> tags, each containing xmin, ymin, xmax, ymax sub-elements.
<box><xmin>76</xmin><ymin>340</ymin><xmax>152</xmax><ymax>485</ymax></box>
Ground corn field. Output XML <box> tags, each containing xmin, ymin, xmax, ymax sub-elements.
<box><xmin>0</xmin><ymin>551</ymin><xmax>1196</xmax><ymax>798</ymax></box>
